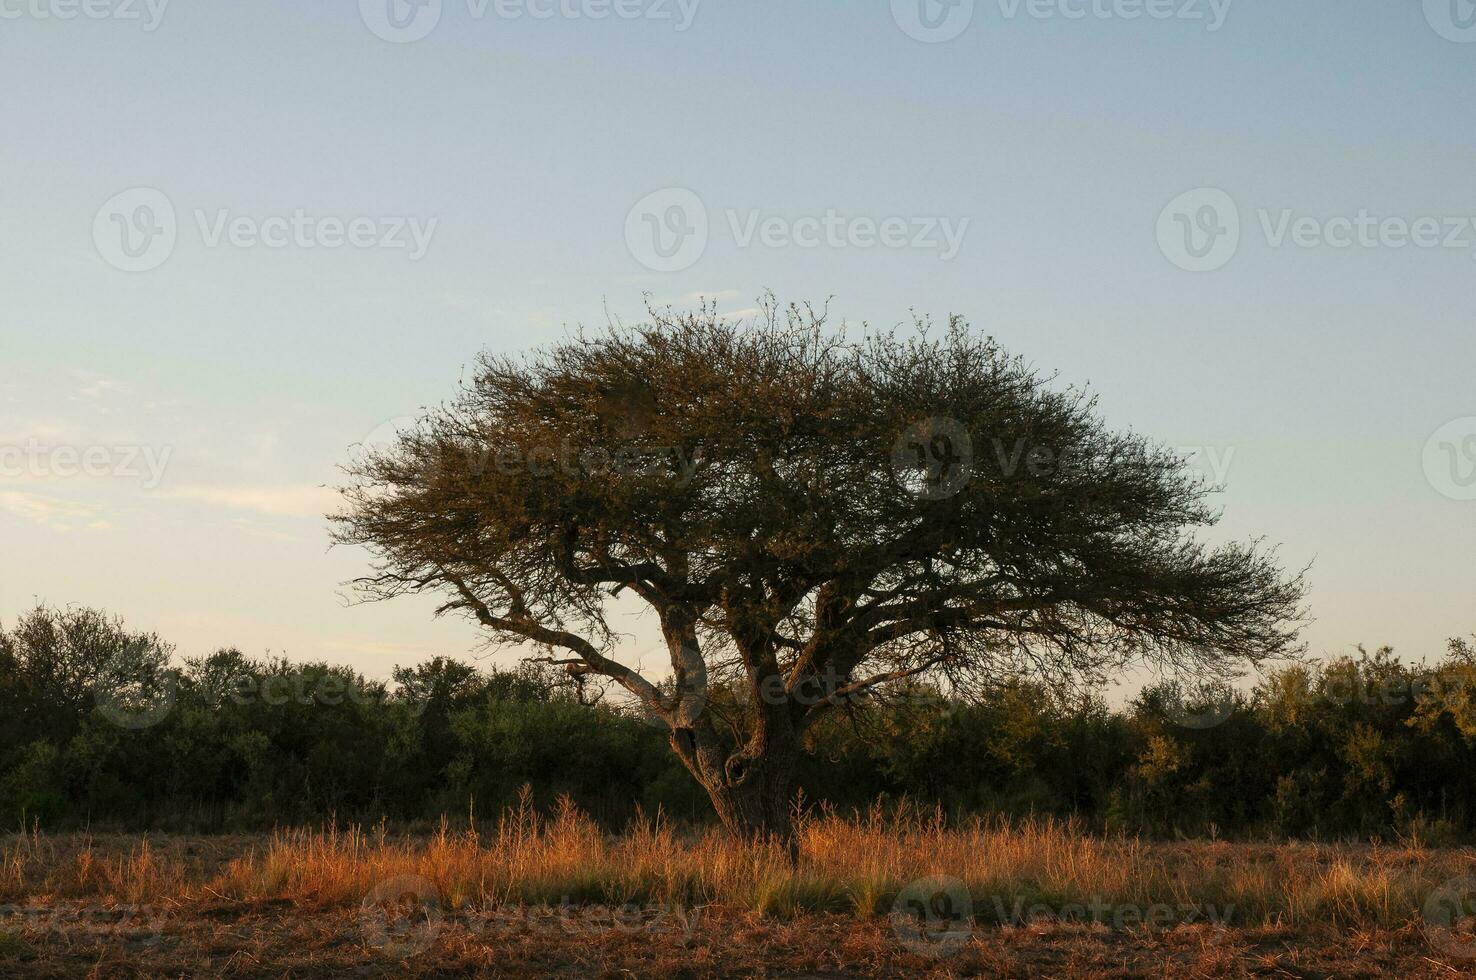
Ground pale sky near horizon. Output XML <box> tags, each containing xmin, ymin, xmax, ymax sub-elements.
<box><xmin>2</xmin><ymin>1</ymin><xmax>1473</xmax><ymax>692</ymax></box>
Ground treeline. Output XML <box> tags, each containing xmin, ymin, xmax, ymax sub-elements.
<box><xmin>4</xmin><ymin>605</ymin><xmax>1476</xmax><ymax>841</ymax></box>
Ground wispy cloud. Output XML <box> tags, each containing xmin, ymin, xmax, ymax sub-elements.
<box><xmin>0</xmin><ymin>491</ymin><xmax>110</xmax><ymax>532</ymax></box>
<box><xmin>75</xmin><ymin>375</ymin><xmax>130</xmax><ymax>401</ymax></box>
<box><xmin>165</xmin><ymin>484</ymin><xmax>338</xmax><ymax>519</ymax></box>
<box><xmin>0</xmin><ymin>417</ymin><xmax>85</xmax><ymax>444</ymax></box>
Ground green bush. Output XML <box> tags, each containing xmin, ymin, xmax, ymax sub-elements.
<box><xmin>3</xmin><ymin>604</ymin><xmax>1475</xmax><ymax>840</ymax></box>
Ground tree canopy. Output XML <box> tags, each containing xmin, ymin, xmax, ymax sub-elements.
<box><xmin>334</xmin><ymin>299</ymin><xmax>1306</xmax><ymax>841</ymax></box>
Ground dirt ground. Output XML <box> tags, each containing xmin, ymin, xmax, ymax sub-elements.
<box><xmin>2</xmin><ymin>900</ymin><xmax>1473</xmax><ymax>979</ymax></box>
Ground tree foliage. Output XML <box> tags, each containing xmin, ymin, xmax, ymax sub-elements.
<box><xmin>334</xmin><ymin>300</ymin><xmax>1307</xmax><ymax>840</ymax></box>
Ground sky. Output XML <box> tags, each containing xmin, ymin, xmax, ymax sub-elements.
<box><xmin>1</xmin><ymin>0</ymin><xmax>1473</xmax><ymax>691</ymax></box>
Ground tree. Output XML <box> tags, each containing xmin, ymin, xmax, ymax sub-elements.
<box><xmin>0</xmin><ymin>605</ymin><xmax>174</xmax><ymax>743</ymax></box>
<box><xmin>333</xmin><ymin>299</ymin><xmax>1306</xmax><ymax>847</ymax></box>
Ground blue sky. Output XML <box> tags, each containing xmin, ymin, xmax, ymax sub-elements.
<box><xmin>2</xmin><ymin>0</ymin><xmax>1473</xmax><ymax>687</ymax></box>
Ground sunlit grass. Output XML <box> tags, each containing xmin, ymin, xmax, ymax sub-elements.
<box><xmin>0</xmin><ymin>795</ymin><xmax>1463</xmax><ymax>932</ymax></box>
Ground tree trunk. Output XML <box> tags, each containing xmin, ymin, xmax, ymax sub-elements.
<box><xmin>672</xmin><ymin>726</ymin><xmax>801</xmax><ymax>862</ymax></box>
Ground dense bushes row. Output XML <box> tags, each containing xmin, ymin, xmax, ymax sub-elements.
<box><xmin>4</xmin><ymin>605</ymin><xmax>1476</xmax><ymax>841</ymax></box>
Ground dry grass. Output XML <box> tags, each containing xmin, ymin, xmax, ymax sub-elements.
<box><xmin>4</xmin><ymin>799</ymin><xmax>1476</xmax><ymax>976</ymax></box>
<box><xmin>2</xmin><ymin>797</ymin><xmax>1472</xmax><ymax>928</ymax></box>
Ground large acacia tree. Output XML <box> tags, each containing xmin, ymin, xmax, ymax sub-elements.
<box><xmin>334</xmin><ymin>300</ymin><xmax>1305</xmax><ymax>843</ymax></box>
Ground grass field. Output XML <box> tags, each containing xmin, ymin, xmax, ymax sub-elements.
<box><xmin>4</xmin><ymin>799</ymin><xmax>1476</xmax><ymax>977</ymax></box>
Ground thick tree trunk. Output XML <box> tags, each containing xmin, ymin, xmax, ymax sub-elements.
<box><xmin>657</xmin><ymin>614</ymin><xmax>803</xmax><ymax>858</ymax></box>
<box><xmin>702</xmin><ymin>754</ymin><xmax>795</xmax><ymax>842</ymax></box>
<box><xmin>671</xmin><ymin>725</ymin><xmax>802</xmax><ymax>862</ymax></box>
